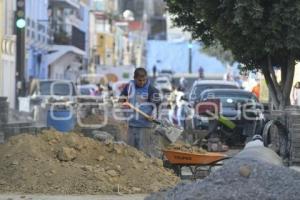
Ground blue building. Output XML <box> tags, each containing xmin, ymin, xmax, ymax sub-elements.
<box><xmin>25</xmin><ymin>0</ymin><xmax>49</xmax><ymax>79</ymax></box>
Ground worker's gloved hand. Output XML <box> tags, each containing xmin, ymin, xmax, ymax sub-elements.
<box><xmin>118</xmin><ymin>96</ymin><xmax>128</xmax><ymax>103</ymax></box>
<box><xmin>147</xmin><ymin>116</ymin><xmax>155</xmax><ymax>121</ymax></box>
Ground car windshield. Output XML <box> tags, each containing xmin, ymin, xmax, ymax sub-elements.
<box><xmin>79</xmin><ymin>88</ymin><xmax>92</xmax><ymax>95</ymax></box>
<box><xmin>160</xmin><ymin>70</ymin><xmax>172</xmax><ymax>74</ymax></box>
<box><xmin>39</xmin><ymin>81</ymin><xmax>76</xmax><ymax>96</ymax></box>
<box><xmin>156</xmin><ymin>80</ymin><xmax>168</xmax><ymax>84</ymax></box>
<box><xmin>191</xmin><ymin>84</ymin><xmax>238</xmax><ymax>99</ymax></box>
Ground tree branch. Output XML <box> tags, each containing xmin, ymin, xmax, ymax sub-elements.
<box><xmin>261</xmin><ymin>64</ymin><xmax>280</xmax><ymax>108</ymax></box>
<box><xmin>268</xmin><ymin>55</ymin><xmax>281</xmax><ymax>97</ymax></box>
<box><xmin>282</xmin><ymin>52</ymin><xmax>295</xmax><ymax>107</ymax></box>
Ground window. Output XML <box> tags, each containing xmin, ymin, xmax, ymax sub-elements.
<box><xmin>31</xmin><ymin>32</ymin><xmax>35</xmax><ymax>39</ymax></box>
<box><xmin>26</xmin><ymin>29</ymin><xmax>31</xmax><ymax>37</ymax></box>
<box><xmin>27</xmin><ymin>18</ymin><xmax>31</xmax><ymax>27</ymax></box>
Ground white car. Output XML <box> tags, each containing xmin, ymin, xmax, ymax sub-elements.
<box><xmin>154</xmin><ymin>77</ymin><xmax>172</xmax><ymax>92</ymax></box>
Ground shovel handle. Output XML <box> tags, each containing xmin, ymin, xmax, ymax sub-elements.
<box><xmin>123</xmin><ymin>102</ymin><xmax>161</xmax><ymax>124</ymax></box>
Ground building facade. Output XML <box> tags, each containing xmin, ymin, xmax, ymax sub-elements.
<box><xmin>25</xmin><ymin>0</ymin><xmax>50</xmax><ymax>80</ymax></box>
<box><xmin>44</xmin><ymin>0</ymin><xmax>88</xmax><ymax>82</ymax></box>
<box><xmin>0</xmin><ymin>0</ymin><xmax>16</xmax><ymax>108</ymax></box>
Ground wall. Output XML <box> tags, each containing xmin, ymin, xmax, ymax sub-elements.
<box><xmin>49</xmin><ymin>53</ymin><xmax>81</xmax><ymax>82</ymax></box>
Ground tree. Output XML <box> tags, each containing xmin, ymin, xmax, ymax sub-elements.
<box><xmin>166</xmin><ymin>0</ymin><xmax>300</xmax><ymax>110</ymax></box>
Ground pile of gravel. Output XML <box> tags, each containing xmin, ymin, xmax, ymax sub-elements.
<box><xmin>146</xmin><ymin>158</ymin><xmax>300</xmax><ymax>200</ymax></box>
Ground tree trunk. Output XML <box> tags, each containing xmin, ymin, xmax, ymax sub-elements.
<box><xmin>261</xmin><ymin>54</ymin><xmax>295</xmax><ymax>110</ymax></box>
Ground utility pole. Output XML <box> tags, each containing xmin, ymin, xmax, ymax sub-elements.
<box><xmin>188</xmin><ymin>40</ymin><xmax>193</xmax><ymax>74</ymax></box>
<box><xmin>15</xmin><ymin>0</ymin><xmax>26</xmax><ymax>103</ymax></box>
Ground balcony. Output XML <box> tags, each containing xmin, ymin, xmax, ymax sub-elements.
<box><xmin>52</xmin><ymin>23</ymin><xmax>85</xmax><ymax>51</ymax></box>
<box><xmin>49</xmin><ymin>0</ymin><xmax>80</xmax><ymax>9</ymax></box>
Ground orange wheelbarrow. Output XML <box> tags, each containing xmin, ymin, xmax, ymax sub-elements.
<box><xmin>162</xmin><ymin>149</ymin><xmax>230</xmax><ymax>179</ymax></box>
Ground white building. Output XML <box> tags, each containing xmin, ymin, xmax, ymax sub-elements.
<box><xmin>45</xmin><ymin>0</ymin><xmax>88</xmax><ymax>82</ymax></box>
<box><xmin>0</xmin><ymin>0</ymin><xmax>16</xmax><ymax>108</ymax></box>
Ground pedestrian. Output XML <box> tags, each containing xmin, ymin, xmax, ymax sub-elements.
<box><xmin>198</xmin><ymin>66</ymin><xmax>204</xmax><ymax>79</ymax></box>
<box><xmin>251</xmin><ymin>82</ymin><xmax>260</xmax><ymax>99</ymax></box>
<box><xmin>179</xmin><ymin>77</ymin><xmax>187</xmax><ymax>91</ymax></box>
<box><xmin>152</xmin><ymin>65</ymin><xmax>157</xmax><ymax>79</ymax></box>
<box><xmin>27</xmin><ymin>75</ymin><xmax>34</xmax><ymax>96</ymax></box>
<box><xmin>292</xmin><ymin>82</ymin><xmax>300</xmax><ymax>105</ymax></box>
<box><xmin>119</xmin><ymin>68</ymin><xmax>162</xmax><ymax>157</ymax></box>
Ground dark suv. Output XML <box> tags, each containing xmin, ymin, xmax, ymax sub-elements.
<box><xmin>196</xmin><ymin>89</ymin><xmax>265</xmax><ymax>144</ymax></box>
<box><xmin>189</xmin><ymin>80</ymin><xmax>240</xmax><ymax>129</ymax></box>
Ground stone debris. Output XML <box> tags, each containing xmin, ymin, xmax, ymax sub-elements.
<box><xmin>146</xmin><ymin>158</ymin><xmax>300</xmax><ymax>200</ymax></box>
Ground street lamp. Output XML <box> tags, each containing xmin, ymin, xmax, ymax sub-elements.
<box><xmin>188</xmin><ymin>40</ymin><xmax>193</xmax><ymax>74</ymax></box>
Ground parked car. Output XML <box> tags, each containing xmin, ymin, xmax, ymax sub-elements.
<box><xmin>77</xmin><ymin>84</ymin><xmax>98</xmax><ymax>96</ymax></box>
<box><xmin>189</xmin><ymin>80</ymin><xmax>240</xmax><ymax>107</ymax></box>
<box><xmin>154</xmin><ymin>76</ymin><xmax>172</xmax><ymax>92</ymax></box>
<box><xmin>195</xmin><ymin>89</ymin><xmax>265</xmax><ymax>145</ymax></box>
<box><xmin>159</xmin><ymin>69</ymin><xmax>174</xmax><ymax>80</ymax></box>
<box><xmin>20</xmin><ymin>79</ymin><xmax>77</xmax><ymax>124</ymax></box>
<box><xmin>30</xmin><ymin>79</ymin><xmax>77</xmax><ymax>103</ymax></box>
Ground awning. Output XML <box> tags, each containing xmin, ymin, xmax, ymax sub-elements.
<box><xmin>44</xmin><ymin>45</ymin><xmax>86</xmax><ymax>66</ymax></box>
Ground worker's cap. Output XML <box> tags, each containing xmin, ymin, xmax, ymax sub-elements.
<box><xmin>252</xmin><ymin>134</ymin><xmax>263</xmax><ymax>141</ymax></box>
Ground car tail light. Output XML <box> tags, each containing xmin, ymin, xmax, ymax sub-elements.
<box><xmin>196</xmin><ymin>98</ymin><xmax>220</xmax><ymax>116</ymax></box>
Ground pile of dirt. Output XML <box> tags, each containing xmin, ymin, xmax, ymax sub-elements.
<box><xmin>166</xmin><ymin>143</ymin><xmax>207</xmax><ymax>154</ymax></box>
<box><xmin>0</xmin><ymin>130</ymin><xmax>179</xmax><ymax>195</ymax></box>
<box><xmin>146</xmin><ymin>158</ymin><xmax>300</xmax><ymax>200</ymax></box>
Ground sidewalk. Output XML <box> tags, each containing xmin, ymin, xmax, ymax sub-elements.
<box><xmin>0</xmin><ymin>194</ymin><xmax>147</xmax><ymax>200</ymax></box>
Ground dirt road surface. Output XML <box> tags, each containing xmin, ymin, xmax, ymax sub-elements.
<box><xmin>0</xmin><ymin>194</ymin><xmax>147</xmax><ymax>200</ymax></box>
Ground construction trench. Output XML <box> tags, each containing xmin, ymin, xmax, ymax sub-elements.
<box><xmin>0</xmin><ymin>99</ymin><xmax>300</xmax><ymax>199</ymax></box>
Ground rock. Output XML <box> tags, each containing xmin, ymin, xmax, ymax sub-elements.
<box><xmin>239</xmin><ymin>165</ymin><xmax>252</xmax><ymax>178</ymax></box>
<box><xmin>96</xmin><ymin>155</ymin><xmax>105</xmax><ymax>161</ymax></box>
<box><xmin>92</xmin><ymin>131</ymin><xmax>114</xmax><ymax>142</ymax></box>
<box><xmin>12</xmin><ymin>160</ymin><xmax>19</xmax><ymax>166</ymax></box>
<box><xmin>106</xmin><ymin>169</ymin><xmax>119</xmax><ymax>177</ymax></box>
<box><xmin>131</xmin><ymin>187</ymin><xmax>142</xmax><ymax>193</ymax></box>
<box><xmin>0</xmin><ymin>180</ymin><xmax>6</xmax><ymax>185</ymax></box>
<box><xmin>138</xmin><ymin>157</ymin><xmax>145</xmax><ymax>163</ymax></box>
<box><xmin>5</xmin><ymin>154</ymin><xmax>11</xmax><ymax>158</ymax></box>
<box><xmin>152</xmin><ymin>159</ymin><xmax>163</xmax><ymax>167</ymax></box>
<box><xmin>50</xmin><ymin>170</ymin><xmax>56</xmax><ymax>174</ymax></box>
<box><xmin>133</xmin><ymin>162</ymin><xmax>139</xmax><ymax>169</ymax></box>
<box><xmin>116</xmin><ymin>165</ymin><xmax>122</xmax><ymax>172</ymax></box>
<box><xmin>57</xmin><ymin>147</ymin><xmax>77</xmax><ymax>161</ymax></box>
<box><xmin>81</xmin><ymin>165</ymin><xmax>93</xmax><ymax>172</ymax></box>
<box><xmin>113</xmin><ymin>145</ymin><xmax>123</xmax><ymax>154</ymax></box>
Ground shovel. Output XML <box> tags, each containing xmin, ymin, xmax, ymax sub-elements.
<box><xmin>123</xmin><ymin>102</ymin><xmax>183</xmax><ymax>143</ymax></box>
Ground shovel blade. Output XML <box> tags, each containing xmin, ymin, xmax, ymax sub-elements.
<box><xmin>163</xmin><ymin>126</ymin><xmax>183</xmax><ymax>143</ymax></box>
<box><xmin>155</xmin><ymin>119</ymin><xmax>183</xmax><ymax>143</ymax></box>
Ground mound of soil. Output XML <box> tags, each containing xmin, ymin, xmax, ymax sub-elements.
<box><xmin>0</xmin><ymin>130</ymin><xmax>179</xmax><ymax>195</ymax></box>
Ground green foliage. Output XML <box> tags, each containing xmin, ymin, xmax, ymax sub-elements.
<box><xmin>166</xmin><ymin>0</ymin><xmax>300</xmax><ymax>71</ymax></box>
